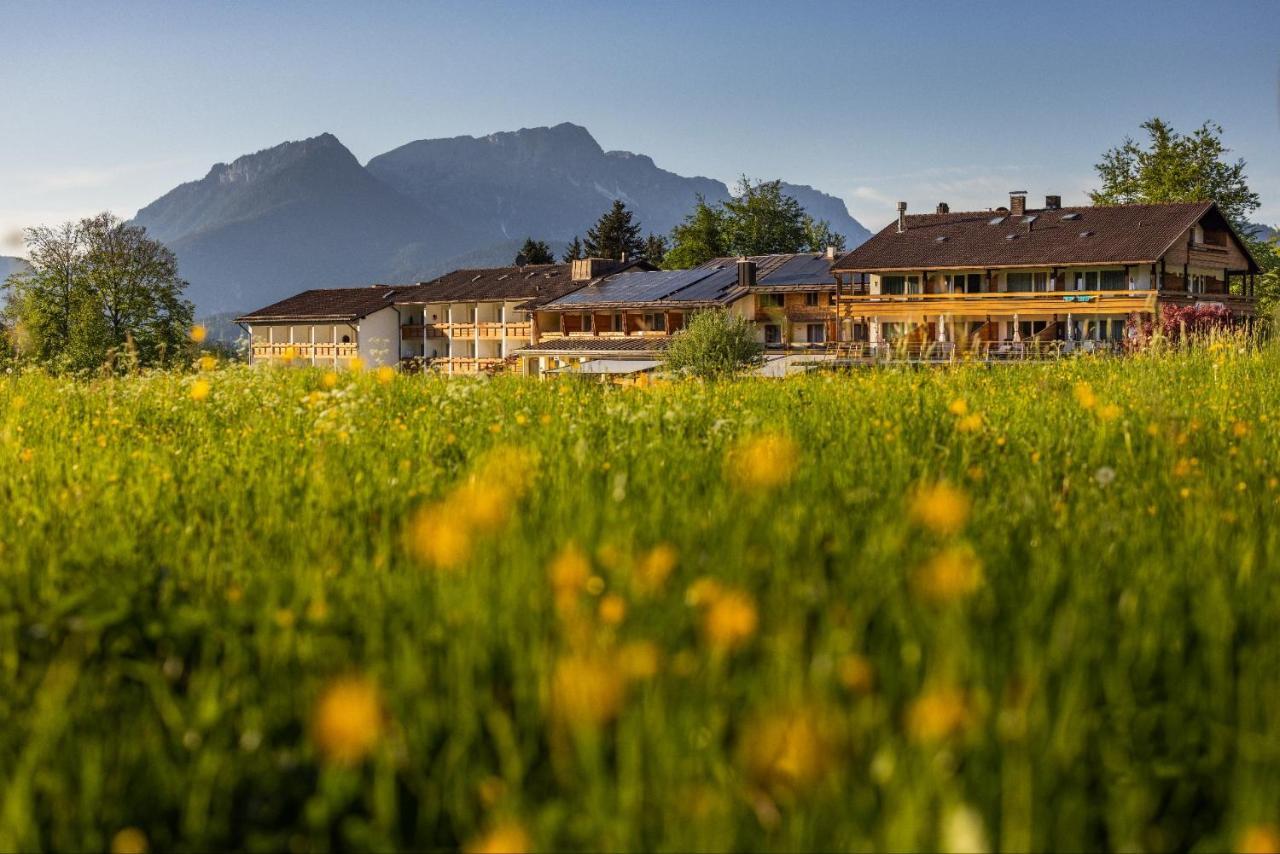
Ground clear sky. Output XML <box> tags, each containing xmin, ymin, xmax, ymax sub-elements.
<box><xmin>2</xmin><ymin>0</ymin><xmax>1277</xmax><ymax>253</ymax></box>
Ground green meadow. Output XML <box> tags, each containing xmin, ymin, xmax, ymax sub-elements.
<box><xmin>3</xmin><ymin>342</ymin><xmax>1280</xmax><ymax>852</ymax></box>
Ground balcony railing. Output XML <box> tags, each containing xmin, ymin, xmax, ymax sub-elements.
<box><xmin>838</xmin><ymin>289</ymin><xmax>1159</xmax><ymax>318</ymax></box>
<box><xmin>252</xmin><ymin>342</ymin><xmax>359</xmax><ymax>361</ymax></box>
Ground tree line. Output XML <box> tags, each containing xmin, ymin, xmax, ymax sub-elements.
<box><xmin>515</xmin><ymin>177</ymin><xmax>848</xmax><ymax>269</ymax></box>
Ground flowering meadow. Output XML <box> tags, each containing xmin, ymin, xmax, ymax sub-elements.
<box><xmin>4</xmin><ymin>341</ymin><xmax>1280</xmax><ymax>852</ymax></box>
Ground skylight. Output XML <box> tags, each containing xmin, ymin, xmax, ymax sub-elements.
<box><xmin>934</xmin><ymin>236</ymin><xmax>949</xmax><ymax>242</ymax></box>
<box><xmin>1061</xmin><ymin>212</ymin><xmax>1082</xmax><ymax>221</ymax></box>
<box><xmin>1079</xmin><ymin>230</ymin><xmax>1095</xmax><ymax>238</ymax></box>
<box><xmin>1005</xmin><ymin>234</ymin><xmax>1019</xmax><ymax>240</ymax></box>
<box><xmin>988</xmin><ymin>216</ymin><xmax>1006</xmax><ymax>225</ymax></box>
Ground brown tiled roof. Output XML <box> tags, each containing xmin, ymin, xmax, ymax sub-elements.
<box><xmin>236</xmin><ymin>286</ymin><xmax>398</xmax><ymax>322</ymax></box>
<box><xmin>516</xmin><ymin>337</ymin><xmax>670</xmax><ymax>355</ymax></box>
<box><xmin>833</xmin><ymin>202</ymin><xmax>1226</xmax><ymax>272</ymax></box>
<box><xmin>395</xmin><ymin>264</ymin><xmax>581</xmax><ymax>306</ymax></box>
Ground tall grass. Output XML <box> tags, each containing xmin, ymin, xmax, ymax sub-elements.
<box><xmin>2</xmin><ymin>339</ymin><xmax>1280</xmax><ymax>852</ymax></box>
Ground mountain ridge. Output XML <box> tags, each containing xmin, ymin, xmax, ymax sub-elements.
<box><xmin>132</xmin><ymin>124</ymin><xmax>871</xmax><ymax>314</ymax></box>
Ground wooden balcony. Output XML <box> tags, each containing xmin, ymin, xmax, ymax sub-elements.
<box><xmin>401</xmin><ymin>323</ymin><xmax>448</xmax><ymax>340</ymax></box>
<box><xmin>477</xmin><ymin>322</ymin><xmax>505</xmax><ymax>339</ymax></box>
<box><xmin>252</xmin><ymin>342</ymin><xmax>359</xmax><ymax>361</ymax></box>
<box><xmin>505</xmin><ymin>322</ymin><xmax>532</xmax><ymax>338</ymax></box>
<box><xmin>838</xmin><ymin>290</ymin><xmax>1159</xmax><ymax>319</ymax></box>
<box><xmin>428</xmin><ymin>357</ymin><xmax>509</xmax><ymax>374</ymax></box>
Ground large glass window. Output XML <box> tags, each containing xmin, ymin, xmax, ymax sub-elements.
<box><xmin>760</xmin><ymin>293</ymin><xmax>784</xmax><ymax>308</ymax></box>
<box><xmin>1006</xmin><ymin>272</ymin><xmax>1033</xmax><ymax>292</ymax></box>
<box><xmin>807</xmin><ymin>323</ymin><xmax>826</xmax><ymax>343</ymax></box>
<box><xmin>764</xmin><ymin>324</ymin><xmax>781</xmax><ymax>345</ymax></box>
<box><xmin>804</xmin><ymin>292</ymin><xmax>819</xmax><ymax>307</ymax></box>
<box><xmin>881</xmin><ymin>276</ymin><xmax>920</xmax><ymax>295</ymax></box>
<box><xmin>1100</xmin><ymin>270</ymin><xmax>1127</xmax><ymax>291</ymax></box>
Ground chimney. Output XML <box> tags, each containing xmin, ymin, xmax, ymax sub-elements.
<box><xmin>1045</xmin><ymin>195</ymin><xmax>1061</xmax><ymax>210</ymax></box>
<box><xmin>936</xmin><ymin>202</ymin><xmax>950</xmax><ymax>214</ymax></box>
<box><xmin>571</xmin><ymin>257</ymin><xmax>619</xmax><ymax>282</ymax></box>
<box><xmin>737</xmin><ymin>257</ymin><xmax>757</xmax><ymax>288</ymax></box>
<box><xmin>824</xmin><ymin>245</ymin><xmax>837</xmax><ymax>260</ymax></box>
<box><xmin>1009</xmin><ymin>191</ymin><xmax>1027</xmax><ymax>217</ymax></box>
<box><xmin>897</xmin><ymin>201</ymin><xmax>908</xmax><ymax>233</ymax></box>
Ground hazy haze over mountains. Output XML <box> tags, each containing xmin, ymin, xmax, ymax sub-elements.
<box><xmin>130</xmin><ymin>123</ymin><xmax>871</xmax><ymax>314</ymax></box>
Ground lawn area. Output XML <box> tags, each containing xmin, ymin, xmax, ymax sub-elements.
<box><xmin>3</xmin><ymin>343</ymin><xmax>1280</xmax><ymax>852</ymax></box>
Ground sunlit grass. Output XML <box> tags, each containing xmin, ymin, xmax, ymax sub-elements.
<box><xmin>3</xmin><ymin>338</ymin><xmax>1280</xmax><ymax>851</ymax></box>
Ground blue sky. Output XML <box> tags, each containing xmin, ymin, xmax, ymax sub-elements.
<box><xmin>2</xmin><ymin>0</ymin><xmax>1277</xmax><ymax>252</ymax></box>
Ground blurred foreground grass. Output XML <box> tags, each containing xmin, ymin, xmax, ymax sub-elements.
<box><xmin>3</xmin><ymin>342</ymin><xmax>1280</xmax><ymax>852</ymax></box>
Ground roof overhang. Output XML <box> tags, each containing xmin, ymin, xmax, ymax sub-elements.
<box><xmin>832</xmin><ymin>260</ymin><xmax>1162</xmax><ymax>274</ymax></box>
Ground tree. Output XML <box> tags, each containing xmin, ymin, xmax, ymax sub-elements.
<box><xmin>664</xmin><ymin>196</ymin><xmax>728</xmax><ymax>269</ymax></box>
<box><xmin>663</xmin><ymin>179</ymin><xmax>846</xmax><ymax>269</ymax></box>
<box><xmin>2</xmin><ymin>213</ymin><xmax>194</xmax><ymax>371</ymax></box>
<box><xmin>642</xmin><ymin>233</ymin><xmax>667</xmax><ymax>267</ymax></box>
<box><xmin>1090</xmin><ymin>118</ymin><xmax>1261</xmax><ymax>228</ymax></box>
<box><xmin>562</xmin><ymin>235</ymin><xmax>585</xmax><ymax>263</ymax></box>
<box><xmin>584</xmin><ymin>200</ymin><xmax>644</xmax><ymax>261</ymax></box>
<box><xmin>661</xmin><ymin>309</ymin><xmax>763</xmax><ymax>379</ymax></box>
<box><xmin>516</xmin><ymin>237</ymin><xmax>554</xmax><ymax>265</ymax></box>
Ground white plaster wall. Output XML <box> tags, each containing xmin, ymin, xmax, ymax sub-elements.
<box><xmin>357</xmin><ymin>307</ymin><xmax>400</xmax><ymax>367</ymax></box>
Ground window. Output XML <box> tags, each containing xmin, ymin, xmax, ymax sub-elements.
<box><xmin>1100</xmin><ymin>270</ymin><xmax>1126</xmax><ymax>291</ymax></box>
<box><xmin>1033</xmin><ymin>272</ymin><xmax>1049</xmax><ymax>292</ymax></box>
<box><xmin>947</xmin><ymin>273</ymin><xmax>980</xmax><ymax>292</ymax></box>
<box><xmin>804</xmin><ymin>292</ymin><xmax>819</xmax><ymax>307</ymax></box>
<box><xmin>1018</xmin><ymin>320</ymin><xmax>1048</xmax><ymax>338</ymax></box>
<box><xmin>806</xmin><ymin>323</ymin><xmax>826</xmax><ymax>343</ymax></box>
<box><xmin>1006</xmin><ymin>272</ymin><xmax>1033</xmax><ymax>292</ymax></box>
<box><xmin>760</xmin><ymin>294</ymin><xmax>784</xmax><ymax>308</ymax></box>
<box><xmin>881</xmin><ymin>276</ymin><xmax>920</xmax><ymax>295</ymax></box>
<box><xmin>1077</xmin><ymin>271</ymin><xmax>1099</xmax><ymax>291</ymax></box>
<box><xmin>613</xmin><ymin>313</ymin><xmax>626</xmax><ymax>332</ymax></box>
<box><xmin>764</xmin><ymin>324</ymin><xmax>782</xmax><ymax>345</ymax></box>
<box><xmin>643</xmin><ymin>312</ymin><xmax>666</xmax><ymax>332</ymax></box>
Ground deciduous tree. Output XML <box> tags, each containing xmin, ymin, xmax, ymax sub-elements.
<box><xmin>661</xmin><ymin>309</ymin><xmax>763</xmax><ymax>379</ymax></box>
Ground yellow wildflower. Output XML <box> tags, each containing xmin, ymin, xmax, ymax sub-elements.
<box><xmin>282</xmin><ymin>345</ymin><xmax>298</xmax><ymax>362</ymax></box>
<box><xmin>349</xmin><ymin>357</ymin><xmax>366</xmax><ymax>372</ymax></box>
<box><xmin>947</xmin><ymin>399</ymin><xmax>968</xmax><ymax>416</ymax></box>
<box><xmin>913</xmin><ymin>546</ymin><xmax>984</xmax><ymax>602</ymax></box>
<box><xmin>1098</xmin><ymin>403</ymin><xmax>1122</xmax><ymax>422</ymax></box>
<box><xmin>701</xmin><ymin>587</ymin><xmax>758</xmax><ymax>653</ymax></box>
<box><xmin>311</xmin><ymin>676</ymin><xmax>384</xmax><ymax>765</ymax></box>
<box><xmin>548</xmin><ymin>545</ymin><xmax>592</xmax><ymax>596</ymax></box>
<box><xmin>198</xmin><ymin>354</ymin><xmax>217</xmax><ymax>372</ymax></box>
<box><xmin>1240</xmin><ymin>825</ymin><xmax>1280</xmax><ymax>854</ymax></box>
<box><xmin>598</xmin><ymin>593</ymin><xmax>627</xmax><ymax>626</ymax></box>
<box><xmin>189</xmin><ymin>324</ymin><xmax>207</xmax><ymax>344</ymax></box>
<box><xmin>1073</xmin><ymin>381</ymin><xmax>1097</xmax><ymax>410</ymax></box>
<box><xmin>633</xmin><ymin>543</ymin><xmax>678</xmax><ymax>595</ymax></box>
<box><xmin>906</xmin><ymin>687</ymin><xmax>972</xmax><ymax>742</ymax></box>
<box><xmin>110</xmin><ymin>828</ymin><xmax>148</xmax><ymax>854</ymax></box>
<box><xmin>454</xmin><ymin>481</ymin><xmax>510</xmax><ymax>531</ymax></box>
<box><xmin>837</xmin><ymin>653</ymin><xmax>874</xmax><ymax>693</ymax></box>
<box><xmin>619</xmin><ymin>640</ymin><xmax>661</xmax><ymax>680</ymax></box>
<box><xmin>406</xmin><ymin>504</ymin><xmax>471</xmax><ymax>570</ymax></box>
<box><xmin>909</xmin><ymin>482</ymin><xmax>971</xmax><ymax>535</ymax></box>
<box><xmin>376</xmin><ymin>365</ymin><xmax>396</xmax><ymax>384</ymax></box>
<box><xmin>726</xmin><ymin>432</ymin><xmax>798</xmax><ymax>492</ymax></box>
<box><xmin>955</xmin><ymin>413</ymin><xmax>983</xmax><ymax>433</ymax></box>
<box><xmin>466</xmin><ymin>821</ymin><xmax>531</xmax><ymax>854</ymax></box>
<box><xmin>322</xmin><ymin>371</ymin><xmax>339</xmax><ymax>388</ymax></box>
<box><xmin>189</xmin><ymin>379</ymin><xmax>211</xmax><ymax>402</ymax></box>
<box><xmin>19</xmin><ymin>448</ymin><xmax>33</xmax><ymax>464</ymax></box>
<box><xmin>739</xmin><ymin>707</ymin><xmax>838</xmax><ymax>794</ymax></box>
<box><xmin>551</xmin><ymin>654</ymin><xmax>625</xmax><ymax>729</ymax></box>
<box><xmin>1233</xmin><ymin>421</ymin><xmax>1251</xmax><ymax>438</ymax></box>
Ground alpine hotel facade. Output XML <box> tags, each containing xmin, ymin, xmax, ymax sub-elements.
<box><xmin>236</xmin><ymin>192</ymin><xmax>1260</xmax><ymax>374</ymax></box>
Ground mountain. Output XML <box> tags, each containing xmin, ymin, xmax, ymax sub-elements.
<box><xmin>0</xmin><ymin>256</ymin><xmax>31</xmax><ymax>282</ymax></box>
<box><xmin>1245</xmin><ymin>222</ymin><xmax>1276</xmax><ymax>242</ymax></box>
<box><xmin>134</xmin><ymin>124</ymin><xmax>870</xmax><ymax>313</ymax></box>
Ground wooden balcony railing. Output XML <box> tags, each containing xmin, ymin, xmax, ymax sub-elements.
<box><xmin>252</xmin><ymin>342</ymin><xmax>359</xmax><ymax>361</ymax></box>
<box><xmin>476</xmin><ymin>322</ymin><xmax>505</xmax><ymax>339</ymax></box>
<box><xmin>822</xmin><ymin>339</ymin><xmax>1127</xmax><ymax>363</ymax></box>
<box><xmin>838</xmin><ymin>289</ymin><xmax>1159</xmax><ymax>319</ymax></box>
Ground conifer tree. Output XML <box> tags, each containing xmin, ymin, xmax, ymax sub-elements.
<box><xmin>561</xmin><ymin>235</ymin><xmax>585</xmax><ymax>263</ymax></box>
<box><xmin>516</xmin><ymin>238</ymin><xmax>554</xmax><ymax>265</ymax></box>
<box><xmin>584</xmin><ymin>200</ymin><xmax>644</xmax><ymax>261</ymax></box>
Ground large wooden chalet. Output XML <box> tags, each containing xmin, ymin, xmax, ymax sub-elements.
<box><xmin>830</xmin><ymin>192</ymin><xmax>1260</xmax><ymax>355</ymax></box>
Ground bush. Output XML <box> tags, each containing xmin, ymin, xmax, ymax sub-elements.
<box><xmin>661</xmin><ymin>309</ymin><xmax>763</xmax><ymax>379</ymax></box>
